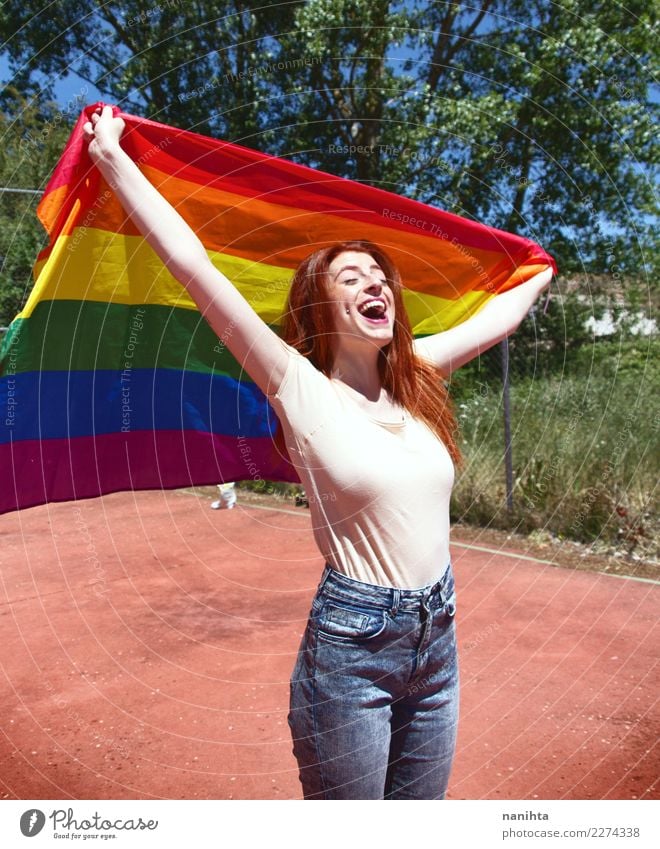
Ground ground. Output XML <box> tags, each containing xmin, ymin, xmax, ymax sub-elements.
<box><xmin>220</xmin><ymin>485</ymin><xmax>659</xmax><ymax>581</ymax></box>
<box><xmin>1</xmin><ymin>487</ymin><xmax>657</xmax><ymax>801</ymax></box>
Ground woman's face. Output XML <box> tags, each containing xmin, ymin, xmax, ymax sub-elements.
<box><xmin>326</xmin><ymin>250</ymin><xmax>395</xmax><ymax>351</ymax></box>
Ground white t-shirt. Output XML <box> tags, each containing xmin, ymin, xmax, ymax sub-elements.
<box><xmin>268</xmin><ymin>342</ymin><xmax>455</xmax><ymax>589</ymax></box>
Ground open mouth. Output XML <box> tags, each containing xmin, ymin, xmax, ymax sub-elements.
<box><xmin>357</xmin><ymin>298</ymin><xmax>389</xmax><ymax>324</ymax></box>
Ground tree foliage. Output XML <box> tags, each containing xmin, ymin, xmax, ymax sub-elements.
<box><xmin>276</xmin><ymin>0</ymin><xmax>658</xmax><ymax>275</ymax></box>
<box><xmin>0</xmin><ymin>0</ymin><xmax>657</xmax><ymax>282</ymax></box>
<box><xmin>0</xmin><ymin>1</ymin><xmax>303</xmax><ymax>139</ymax></box>
<box><xmin>0</xmin><ymin>90</ymin><xmax>74</xmax><ymax>324</ymax></box>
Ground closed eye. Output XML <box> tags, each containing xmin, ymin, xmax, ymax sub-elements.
<box><xmin>341</xmin><ymin>276</ymin><xmax>389</xmax><ymax>286</ymax></box>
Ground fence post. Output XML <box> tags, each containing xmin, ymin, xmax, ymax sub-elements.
<box><xmin>501</xmin><ymin>338</ymin><xmax>514</xmax><ymax>513</ymax></box>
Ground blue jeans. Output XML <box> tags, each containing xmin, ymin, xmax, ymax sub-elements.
<box><xmin>288</xmin><ymin>563</ymin><xmax>459</xmax><ymax>799</ymax></box>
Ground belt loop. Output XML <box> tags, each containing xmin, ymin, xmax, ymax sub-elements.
<box><xmin>433</xmin><ymin>580</ymin><xmax>444</xmax><ymax>608</ymax></box>
<box><xmin>390</xmin><ymin>588</ymin><xmax>400</xmax><ymax>617</ymax></box>
<box><xmin>318</xmin><ymin>564</ymin><xmax>333</xmax><ymax>592</ymax></box>
<box><xmin>437</xmin><ymin>561</ymin><xmax>451</xmax><ymax>606</ymax></box>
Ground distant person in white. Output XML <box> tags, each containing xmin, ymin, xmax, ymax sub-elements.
<box><xmin>211</xmin><ymin>482</ymin><xmax>237</xmax><ymax>510</ymax></box>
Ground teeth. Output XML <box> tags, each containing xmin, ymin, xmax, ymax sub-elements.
<box><xmin>358</xmin><ymin>299</ymin><xmax>386</xmax><ymax>315</ymax></box>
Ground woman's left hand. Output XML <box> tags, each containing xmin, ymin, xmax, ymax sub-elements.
<box><xmin>414</xmin><ymin>265</ymin><xmax>555</xmax><ymax>374</ymax></box>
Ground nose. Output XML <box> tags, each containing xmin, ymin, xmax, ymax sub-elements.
<box><xmin>364</xmin><ymin>276</ymin><xmax>384</xmax><ymax>293</ymax></box>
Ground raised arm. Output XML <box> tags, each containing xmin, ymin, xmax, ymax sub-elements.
<box><xmin>83</xmin><ymin>106</ymin><xmax>289</xmax><ymax>395</ymax></box>
<box><xmin>414</xmin><ymin>268</ymin><xmax>553</xmax><ymax>375</ymax></box>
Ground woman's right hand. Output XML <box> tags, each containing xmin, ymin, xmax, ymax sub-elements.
<box><xmin>83</xmin><ymin>105</ymin><xmax>126</xmax><ymax>163</ymax></box>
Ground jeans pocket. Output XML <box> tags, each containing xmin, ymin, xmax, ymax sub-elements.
<box><xmin>315</xmin><ymin>602</ymin><xmax>388</xmax><ymax>642</ymax></box>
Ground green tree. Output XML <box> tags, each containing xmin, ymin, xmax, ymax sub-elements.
<box><xmin>1</xmin><ymin>0</ymin><xmax>657</xmax><ymax>276</ymax></box>
<box><xmin>276</xmin><ymin>0</ymin><xmax>658</xmax><ymax>276</ymax></box>
<box><xmin>0</xmin><ymin>90</ymin><xmax>74</xmax><ymax>325</ymax></box>
<box><xmin>0</xmin><ymin>0</ymin><xmax>302</xmax><ymax>140</ymax></box>
<box><xmin>272</xmin><ymin>0</ymin><xmax>410</xmax><ymax>183</ymax></box>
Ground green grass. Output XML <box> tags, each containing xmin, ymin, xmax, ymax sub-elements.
<box><xmin>452</xmin><ymin>356</ymin><xmax>658</xmax><ymax>558</ymax></box>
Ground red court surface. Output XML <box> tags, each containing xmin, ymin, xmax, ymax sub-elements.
<box><xmin>1</xmin><ymin>489</ymin><xmax>658</xmax><ymax>800</ymax></box>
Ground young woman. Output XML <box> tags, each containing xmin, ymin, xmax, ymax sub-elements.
<box><xmin>84</xmin><ymin>106</ymin><xmax>552</xmax><ymax>800</ymax></box>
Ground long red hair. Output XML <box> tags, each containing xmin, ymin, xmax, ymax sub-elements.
<box><xmin>280</xmin><ymin>240</ymin><xmax>461</xmax><ymax>465</ymax></box>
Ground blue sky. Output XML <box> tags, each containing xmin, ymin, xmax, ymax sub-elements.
<box><xmin>1</xmin><ymin>53</ymin><xmax>104</xmax><ymax>108</ymax></box>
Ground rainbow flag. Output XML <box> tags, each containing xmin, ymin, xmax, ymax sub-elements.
<box><xmin>0</xmin><ymin>104</ymin><xmax>555</xmax><ymax>514</ymax></box>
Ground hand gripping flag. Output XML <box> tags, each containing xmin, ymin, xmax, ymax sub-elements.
<box><xmin>0</xmin><ymin>104</ymin><xmax>555</xmax><ymax>513</ymax></box>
